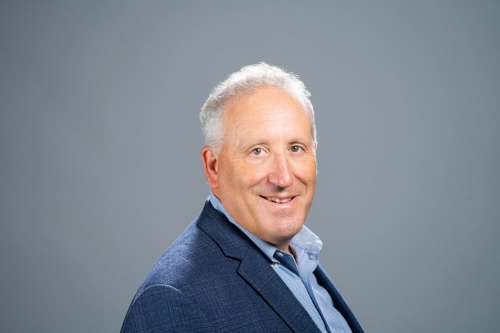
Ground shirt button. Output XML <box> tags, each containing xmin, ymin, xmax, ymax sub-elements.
<box><xmin>271</xmin><ymin>262</ymin><xmax>279</xmax><ymax>267</ymax></box>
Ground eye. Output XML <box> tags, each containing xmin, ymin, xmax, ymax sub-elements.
<box><xmin>251</xmin><ymin>148</ymin><xmax>264</xmax><ymax>155</ymax></box>
<box><xmin>290</xmin><ymin>145</ymin><xmax>303</xmax><ymax>153</ymax></box>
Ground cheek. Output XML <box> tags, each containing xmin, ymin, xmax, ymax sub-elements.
<box><xmin>236</xmin><ymin>164</ymin><xmax>269</xmax><ymax>187</ymax></box>
<box><xmin>295</xmin><ymin>159</ymin><xmax>317</xmax><ymax>181</ymax></box>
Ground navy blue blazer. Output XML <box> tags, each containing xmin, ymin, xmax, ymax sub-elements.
<box><xmin>121</xmin><ymin>201</ymin><xmax>364</xmax><ymax>333</ymax></box>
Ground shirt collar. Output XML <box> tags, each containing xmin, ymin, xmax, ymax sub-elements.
<box><xmin>208</xmin><ymin>193</ymin><xmax>323</xmax><ymax>273</ymax></box>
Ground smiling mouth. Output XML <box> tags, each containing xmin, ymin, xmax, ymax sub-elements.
<box><xmin>260</xmin><ymin>196</ymin><xmax>295</xmax><ymax>204</ymax></box>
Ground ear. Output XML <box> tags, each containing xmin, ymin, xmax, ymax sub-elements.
<box><xmin>201</xmin><ymin>146</ymin><xmax>219</xmax><ymax>189</ymax></box>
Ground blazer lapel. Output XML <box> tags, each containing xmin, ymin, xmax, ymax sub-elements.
<box><xmin>198</xmin><ymin>201</ymin><xmax>322</xmax><ymax>333</ymax></box>
<box><xmin>237</xmin><ymin>245</ymin><xmax>323</xmax><ymax>333</ymax></box>
<box><xmin>314</xmin><ymin>265</ymin><xmax>364</xmax><ymax>333</ymax></box>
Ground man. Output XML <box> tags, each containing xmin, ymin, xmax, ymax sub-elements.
<box><xmin>121</xmin><ymin>63</ymin><xmax>364</xmax><ymax>333</ymax></box>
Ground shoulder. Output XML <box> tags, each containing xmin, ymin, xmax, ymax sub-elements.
<box><xmin>133</xmin><ymin>203</ymin><xmax>247</xmax><ymax>299</ymax></box>
<box><xmin>121</xmin><ymin>213</ymin><xmax>229</xmax><ymax>333</ymax></box>
<box><xmin>139</xmin><ymin>219</ymin><xmax>232</xmax><ymax>291</ymax></box>
<box><xmin>121</xmin><ymin>202</ymin><xmax>275</xmax><ymax>332</ymax></box>
<box><xmin>121</xmin><ymin>283</ymin><xmax>215</xmax><ymax>333</ymax></box>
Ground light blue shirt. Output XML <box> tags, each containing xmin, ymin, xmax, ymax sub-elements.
<box><xmin>209</xmin><ymin>194</ymin><xmax>352</xmax><ymax>333</ymax></box>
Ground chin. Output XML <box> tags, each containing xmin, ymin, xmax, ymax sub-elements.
<box><xmin>272</xmin><ymin>218</ymin><xmax>304</xmax><ymax>240</ymax></box>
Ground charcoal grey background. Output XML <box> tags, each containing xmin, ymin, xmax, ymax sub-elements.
<box><xmin>1</xmin><ymin>1</ymin><xmax>499</xmax><ymax>332</ymax></box>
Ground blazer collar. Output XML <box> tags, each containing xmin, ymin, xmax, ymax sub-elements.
<box><xmin>197</xmin><ymin>200</ymin><xmax>323</xmax><ymax>333</ymax></box>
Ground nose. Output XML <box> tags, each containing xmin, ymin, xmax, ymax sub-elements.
<box><xmin>268</xmin><ymin>152</ymin><xmax>294</xmax><ymax>188</ymax></box>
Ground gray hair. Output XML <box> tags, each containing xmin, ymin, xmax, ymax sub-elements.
<box><xmin>200</xmin><ymin>63</ymin><xmax>317</xmax><ymax>152</ymax></box>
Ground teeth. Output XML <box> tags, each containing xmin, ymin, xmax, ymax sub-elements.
<box><xmin>267</xmin><ymin>197</ymin><xmax>292</xmax><ymax>203</ymax></box>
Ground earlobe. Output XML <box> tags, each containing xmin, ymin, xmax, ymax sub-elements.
<box><xmin>201</xmin><ymin>146</ymin><xmax>218</xmax><ymax>188</ymax></box>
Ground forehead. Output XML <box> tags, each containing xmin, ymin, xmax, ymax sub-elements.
<box><xmin>220</xmin><ymin>86</ymin><xmax>313</xmax><ymax>144</ymax></box>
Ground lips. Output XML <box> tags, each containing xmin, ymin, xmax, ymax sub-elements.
<box><xmin>260</xmin><ymin>196</ymin><xmax>295</xmax><ymax>204</ymax></box>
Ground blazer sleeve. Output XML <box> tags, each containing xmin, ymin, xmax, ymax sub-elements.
<box><xmin>120</xmin><ymin>284</ymin><xmax>215</xmax><ymax>333</ymax></box>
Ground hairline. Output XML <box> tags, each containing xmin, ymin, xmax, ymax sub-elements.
<box><xmin>212</xmin><ymin>85</ymin><xmax>316</xmax><ymax>154</ymax></box>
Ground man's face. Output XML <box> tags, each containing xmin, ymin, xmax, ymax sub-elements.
<box><xmin>205</xmin><ymin>86</ymin><xmax>317</xmax><ymax>252</ymax></box>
